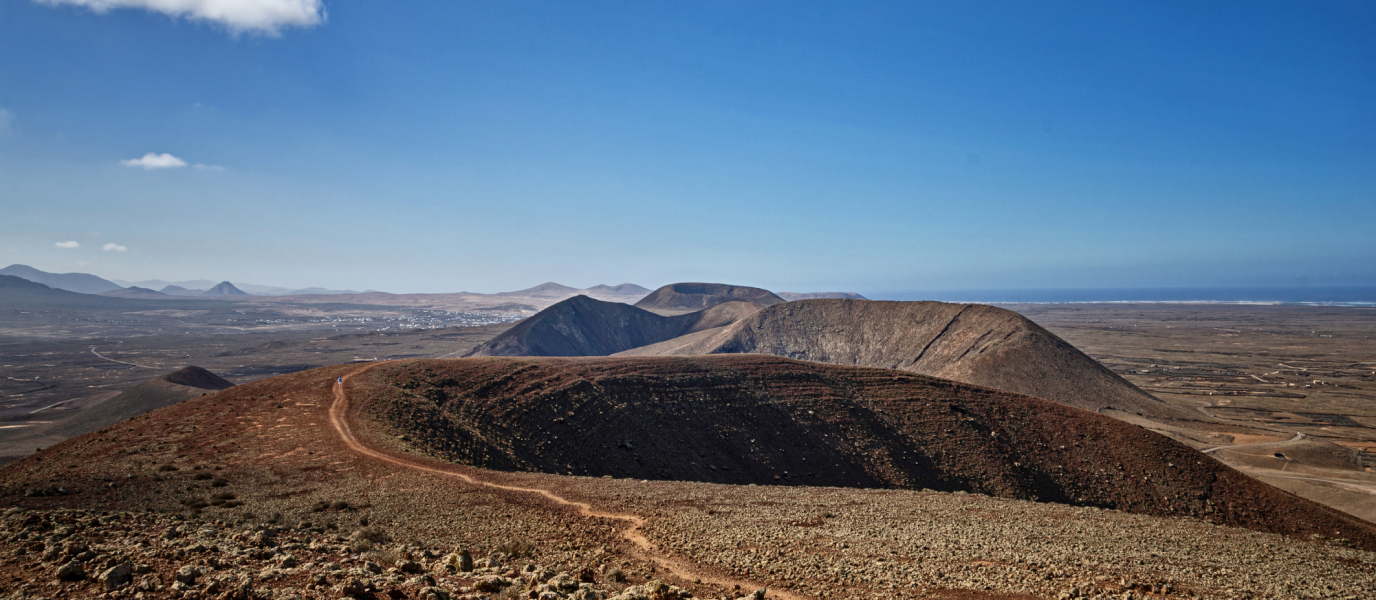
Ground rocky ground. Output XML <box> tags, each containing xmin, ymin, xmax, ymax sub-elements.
<box><xmin>0</xmin><ymin>506</ymin><xmax>746</xmax><ymax>600</ymax></box>
<box><xmin>1</xmin><ymin>363</ymin><xmax>1373</xmax><ymax>600</ymax></box>
<box><xmin>356</xmin><ymin>356</ymin><xmax>1376</xmax><ymax>551</ymax></box>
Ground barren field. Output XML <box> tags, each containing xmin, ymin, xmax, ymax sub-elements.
<box><xmin>0</xmin><ymin>307</ymin><xmax>513</xmax><ymax>462</ymax></box>
<box><xmin>3</xmin><ymin>363</ymin><xmax>1373</xmax><ymax>600</ymax></box>
<box><xmin>1008</xmin><ymin>303</ymin><xmax>1376</xmax><ymax>523</ymax></box>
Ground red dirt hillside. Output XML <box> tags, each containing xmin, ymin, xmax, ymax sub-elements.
<box><xmin>358</xmin><ymin>355</ymin><xmax>1376</xmax><ymax>548</ymax></box>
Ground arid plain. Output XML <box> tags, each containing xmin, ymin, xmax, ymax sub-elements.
<box><xmin>2</xmin><ymin>282</ymin><xmax>1374</xmax><ymax>600</ymax></box>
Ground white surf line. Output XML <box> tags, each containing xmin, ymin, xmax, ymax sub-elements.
<box><xmin>89</xmin><ymin>346</ymin><xmax>158</xmax><ymax>369</ymax></box>
<box><xmin>331</xmin><ymin>364</ymin><xmax>802</xmax><ymax>600</ymax></box>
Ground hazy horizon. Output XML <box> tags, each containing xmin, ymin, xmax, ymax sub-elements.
<box><xmin>4</xmin><ymin>2</ymin><xmax>1373</xmax><ymax>293</ymax></box>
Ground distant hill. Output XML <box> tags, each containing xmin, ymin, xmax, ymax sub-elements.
<box><xmin>101</xmin><ymin>286</ymin><xmax>170</xmax><ymax>299</ymax></box>
<box><xmin>620</xmin><ymin>298</ymin><xmax>1188</xmax><ymax>419</ymax></box>
<box><xmin>288</xmin><ymin>287</ymin><xmax>363</xmax><ymax>295</ymax></box>
<box><xmin>159</xmin><ymin>285</ymin><xmax>203</xmax><ymax>295</ymax></box>
<box><xmin>778</xmin><ymin>291</ymin><xmax>868</xmax><ymax>301</ymax></box>
<box><xmin>0</xmin><ymin>264</ymin><xmax>123</xmax><ymax>294</ymax></box>
<box><xmin>634</xmin><ymin>283</ymin><xmax>785</xmax><ymax>315</ymax></box>
<box><xmin>493</xmin><ymin>282</ymin><xmax>582</xmax><ymax>298</ymax></box>
<box><xmin>125</xmin><ymin>279</ymin><xmax>359</xmax><ymax>296</ymax></box>
<box><xmin>496</xmin><ymin>282</ymin><xmax>650</xmax><ymax>300</ymax></box>
<box><xmin>0</xmin><ymin>274</ymin><xmax>55</xmax><ymax>291</ymax></box>
<box><xmin>586</xmin><ymin>283</ymin><xmax>652</xmax><ymax>294</ymax></box>
<box><xmin>202</xmin><ymin>281</ymin><xmax>249</xmax><ymax>296</ymax></box>
<box><xmin>0</xmin><ymin>274</ymin><xmax>120</xmax><ymax>309</ymax></box>
<box><xmin>118</xmin><ymin>279</ymin><xmax>219</xmax><ymax>291</ymax></box>
<box><xmin>45</xmin><ymin>366</ymin><xmax>234</xmax><ymax>439</ymax></box>
<box><xmin>465</xmin><ymin>296</ymin><xmax>765</xmax><ymax>357</ymax></box>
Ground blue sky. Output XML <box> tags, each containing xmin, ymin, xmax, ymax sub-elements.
<box><xmin>2</xmin><ymin>1</ymin><xmax>1373</xmax><ymax>294</ymax></box>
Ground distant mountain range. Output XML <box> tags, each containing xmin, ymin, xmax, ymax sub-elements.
<box><xmin>2</xmin><ymin>265</ymin><xmax>865</xmax><ymax>313</ymax></box>
<box><xmin>114</xmin><ymin>278</ymin><xmax>363</xmax><ymax>296</ymax></box>
<box><xmin>0</xmin><ymin>264</ymin><xmax>124</xmax><ymax>294</ymax></box>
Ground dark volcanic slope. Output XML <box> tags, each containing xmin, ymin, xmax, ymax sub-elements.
<box><xmin>45</xmin><ymin>366</ymin><xmax>234</xmax><ymax>439</ymax></box>
<box><xmin>363</xmin><ymin>356</ymin><xmax>1376</xmax><ymax>546</ymax></box>
<box><xmin>634</xmin><ymin>282</ymin><xmax>784</xmax><ymax>314</ymax></box>
<box><xmin>622</xmin><ymin>299</ymin><xmax>1185</xmax><ymax>419</ymax></box>
<box><xmin>465</xmin><ymin>296</ymin><xmax>685</xmax><ymax>356</ymax></box>
<box><xmin>465</xmin><ymin>296</ymin><xmax>763</xmax><ymax>357</ymax></box>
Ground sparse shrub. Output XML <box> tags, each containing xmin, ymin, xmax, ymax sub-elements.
<box><xmin>367</xmin><ymin>548</ymin><xmax>402</xmax><ymax>566</ymax></box>
<box><xmin>181</xmin><ymin>497</ymin><xmax>208</xmax><ymax>515</ymax></box>
<box><xmin>157</xmin><ymin>465</ymin><xmax>178</xmax><ymax>472</ymax></box>
<box><xmin>604</xmin><ymin>568</ymin><xmax>626</xmax><ymax>583</ymax></box>
<box><xmin>354</xmin><ymin>527</ymin><xmax>391</xmax><ymax>544</ymax></box>
<box><xmin>210</xmin><ymin>478</ymin><xmax>229</xmax><ymax>487</ymax></box>
<box><xmin>193</xmin><ymin>472</ymin><xmax>213</xmax><ymax>481</ymax></box>
<box><xmin>311</xmin><ymin>500</ymin><xmax>352</xmax><ymax>512</ymax></box>
<box><xmin>495</xmin><ymin>539</ymin><xmax>535</xmax><ymax>558</ymax></box>
<box><xmin>349</xmin><ymin>527</ymin><xmax>391</xmax><ymax>553</ymax></box>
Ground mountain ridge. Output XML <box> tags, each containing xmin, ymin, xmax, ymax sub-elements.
<box><xmin>619</xmin><ymin>298</ymin><xmax>1187</xmax><ymax>419</ymax></box>
<box><xmin>0</xmin><ymin>264</ymin><xmax>124</xmax><ymax>294</ymax></box>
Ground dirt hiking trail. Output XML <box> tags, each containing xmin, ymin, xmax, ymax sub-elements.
<box><xmin>331</xmin><ymin>363</ymin><xmax>803</xmax><ymax>600</ymax></box>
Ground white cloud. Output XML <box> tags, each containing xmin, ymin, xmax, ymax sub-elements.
<box><xmin>121</xmin><ymin>152</ymin><xmax>187</xmax><ymax>169</ymax></box>
<box><xmin>194</xmin><ymin>163</ymin><xmax>224</xmax><ymax>170</ymax></box>
<box><xmin>0</xmin><ymin>109</ymin><xmax>13</xmax><ymax>138</ymax></box>
<box><xmin>36</xmin><ymin>0</ymin><xmax>325</xmax><ymax>35</ymax></box>
<box><xmin>103</xmin><ymin>243</ymin><xmax>129</xmax><ymax>252</ymax></box>
<box><xmin>55</xmin><ymin>241</ymin><xmax>81</xmax><ymax>249</ymax></box>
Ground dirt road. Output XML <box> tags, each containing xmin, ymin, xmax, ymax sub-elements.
<box><xmin>329</xmin><ymin>363</ymin><xmax>801</xmax><ymax>599</ymax></box>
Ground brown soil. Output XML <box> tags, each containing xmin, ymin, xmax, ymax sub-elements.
<box><xmin>42</xmin><ymin>367</ymin><xmax>235</xmax><ymax>441</ymax></box>
<box><xmin>359</xmin><ymin>356</ymin><xmax>1376</xmax><ymax>548</ymax></box>
<box><xmin>1</xmin><ymin>362</ymin><xmax>1373</xmax><ymax>599</ymax></box>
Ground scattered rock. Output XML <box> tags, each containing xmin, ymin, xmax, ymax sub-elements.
<box><xmin>55</xmin><ymin>559</ymin><xmax>85</xmax><ymax>581</ymax></box>
<box><xmin>99</xmin><ymin>560</ymin><xmax>132</xmax><ymax>591</ymax></box>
